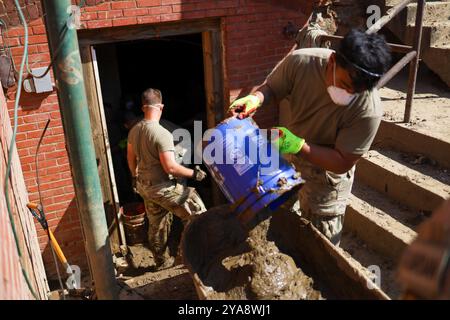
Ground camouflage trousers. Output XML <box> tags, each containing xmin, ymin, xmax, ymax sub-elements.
<box><xmin>289</xmin><ymin>155</ymin><xmax>355</xmax><ymax>245</ymax></box>
<box><xmin>136</xmin><ymin>179</ymin><xmax>206</xmax><ymax>266</ymax></box>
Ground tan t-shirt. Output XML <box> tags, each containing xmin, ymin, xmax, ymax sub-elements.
<box><xmin>128</xmin><ymin>120</ymin><xmax>175</xmax><ymax>182</ymax></box>
<box><xmin>266</xmin><ymin>48</ymin><xmax>382</xmax><ymax>155</ymax></box>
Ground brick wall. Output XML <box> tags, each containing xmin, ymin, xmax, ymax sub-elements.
<box><xmin>2</xmin><ymin>0</ymin><xmax>308</xmax><ymax>278</ymax></box>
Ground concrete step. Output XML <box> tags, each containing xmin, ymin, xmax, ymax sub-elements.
<box><xmin>384</xmin><ymin>0</ymin><xmax>449</xmax><ymax>7</ymax></box>
<box><xmin>399</xmin><ymin>22</ymin><xmax>450</xmax><ymax>48</ymax></box>
<box><xmin>344</xmin><ymin>182</ymin><xmax>418</xmax><ymax>261</ymax></box>
<box><xmin>374</xmin><ymin>120</ymin><xmax>450</xmax><ymax>170</ymax></box>
<box><xmin>355</xmin><ymin>149</ymin><xmax>450</xmax><ymax>213</ymax></box>
<box><xmin>421</xmin><ymin>45</ymin><xmax>450</xmax><ymax>86</ymax></box>
<box><xmin>429</xmin><ymin>22</ymin><xmax>450</xmax><ymax>48</ymax></box>
<box><xmin>405</xmin><ymin>2</ymin><xmax>450</xmax><ymax>27</ymax></box>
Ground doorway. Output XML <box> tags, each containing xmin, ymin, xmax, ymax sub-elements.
<box><xmin>79</xmin><ymin>20</ymin><xmax>226</xmax><ymax>252</ymax></box>
<box><xmin>94</xmin><ymin>33</ymin><xmax>210</xmax><ymax>206</ymax></box>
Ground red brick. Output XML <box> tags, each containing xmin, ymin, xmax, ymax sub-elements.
<box><xmin>137</xmin><ymin>15</ymin><xmax>161</xmax><ymax>24</ymax></box>
<box><xmin>87</xmin><ymin>20</ymin><xmax>113</xmax><ymax>29</ymax></box>
<box><xmin>44</xmin><ymin>150</ymin><xmax>67</xmax><ymax>160</ymax></box>
<box><xmin>31</xmin><ymin>26</ymin><xmax>46</xmax><ymax>35</ymax></box>
<box><xmin>137</xmin><ymin>0</ymin><xmax>162</xmax><ymax>8</ymax></box>
<box><xmin>107</xmin><ymin>10</ymin><xmax>123</xmax><ymax>19</ymax></box>
<box><xmin>97</xmin><ymin>11</ymin><xmax>108</xmax><ymax>20</ymax></box>
<box><xmin>111</xmin><ymin>1</ymin><xmax>136</xmax><ymax>9</ymax></box>
<box><xmin>160</xmin><ymin>12</ymin><xmax>182</xmax><ymax>21</ymax></box>
<box><xmin>123</xmin><ymin>8</ymin><xmax>148</xmax><ymax>16</ymax></box>
<box><xmin>80</xmin><ymin>12</ymin><xmax>98</xmax><ymax>21</ymax></box>
<box><xmin>53</xmin><ymin>194</ymin><xmax>77</xmax><ymax>206</ymax></box>
<box><xmin>149</xmin><ymin>6</ymin><xmax>172</xmax><ymax>15</ymax></box>
<box><xmin>24</xmin><ymin>35</ymin><xmax>48</xmax><ymax>45</ymax></box>
<box><xmin>162</xmin><ymin>0</ymin><xmax>181</xmax><ymax>4</ymax></box>
<box><xmin>46</xmin><ymin>164</ymin><xmax>69</xmax><ymax>175</ymax></box>
<box><xmin>112</xmin><ymin>17</ymin><xmax>138</xmax><ymax>26</ymax></box>
<box><xmin>57</xmin><ymin>157</ymin><xmax>70</xmax><ymax>166</ymax></box>
<box><xmin>83</xmin><ymin>2</ymin><xmax>110</xmax><ymax>12</ymax></box>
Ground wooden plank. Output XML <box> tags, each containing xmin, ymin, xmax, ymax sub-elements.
<box><xmin>210</xmin><ymin>28</ymin><xmax>226</xmax><ymax>124</ymax></box>
<box><xmin>0</xmin><ymin>83</ymin><xmax>49</xmax><ymax>299</ymax></box>
<box><xmin>80</xmin><ymin>46</ymin><xmax>121</xmax><ymax>254</ymax></box>
<box><xmin>202</xmin><ymin>29</ymin><xmax>227</xmax><ymax>206</ymax></box>
<box><xmin>270</xmin><ymin>209</ymin><xmax>390</xmax><ymax>300</ymax></box>
<box><xmin>78</xmin><ymin>19</ymin><xmax>219</xmax><ymax>46</ymax></box>
<box><xmin>90</xmin><ymin>47</ymin><xmax>127</xmax><ymax>250</ymax></box>
<box><xmin>202</xmin><ymin>31</ymin><xmax>216</xmax><ymax>130</ymax></box>
<box><xmin>219</xmin><ymin>18</ymin><xmax>230</xmax><ymax>113</ymax></box>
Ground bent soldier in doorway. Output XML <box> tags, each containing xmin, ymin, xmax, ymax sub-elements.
<box><xmin>127</xmin><ymin>88</ymin><xmax>207</xmax><ymax>270</ymax></box>
<box><xmin>229</xmin><ymin>29</ymin><xmax>391</xmax><ymax>245</ymax></box>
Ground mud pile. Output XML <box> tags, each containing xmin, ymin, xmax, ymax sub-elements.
<box><xmin>182</xmin><ymin>205</ymin><xmax>323</xmax><ymax>300</ymax></box>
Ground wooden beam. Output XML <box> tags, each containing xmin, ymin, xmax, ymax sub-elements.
<box><xmin>80</xmin><ymin>46</ymin><xmax>121</xmax><ymax>254</ymax></box>
<box><xmin>78</xmin><ymin>19</ymin><xmax>219</xmax><ymax>46</ymax></box>
<box><xmin>202</xmin><ymin>29</ymin><xmax>227</xmax><ymax>206</ymax></box>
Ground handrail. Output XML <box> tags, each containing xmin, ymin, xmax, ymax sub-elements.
<box><xmin>319</xmin><ymin>34</ymin><xmax>413</xmax><ymax>53</ymax></box>
<box><xmin>377</xmin><ymin>51</ymin><xmax>417</xmax><ymax>89</ymax></box>
<box><xmin>404</xmin><ymin>0</ymin><xmax>426</xmax><ymax>122</ymax></box>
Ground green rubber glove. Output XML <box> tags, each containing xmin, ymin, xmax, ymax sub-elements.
<box><xmin>272</xmin><ymin>127</ymin><xmax>305</xmax><ymax>154</ymax></box>
<box><xmin>228</xmin><ymin>94</ymin><xmax>261</xmax><ymax>119</ymax></box>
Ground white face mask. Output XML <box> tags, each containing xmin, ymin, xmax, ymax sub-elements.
<box><xmin>327</xmin><ymin>61</ymin><xmax>356</xmax><ymax>106</ymax></box>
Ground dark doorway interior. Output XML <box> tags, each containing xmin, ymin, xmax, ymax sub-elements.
<box><xmin>94</xmin><ymin>32</ymin><xmax>213</xmax><ymax>212</ymax></box>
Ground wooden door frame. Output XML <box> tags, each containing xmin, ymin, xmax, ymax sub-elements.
<box><xmin>78</xmin><ymin>18</ymin><xmax>227</xmax><ymax>251</ymax></box>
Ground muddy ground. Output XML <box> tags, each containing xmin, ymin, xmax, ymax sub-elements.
<box><xmin>116</xmin><ymin>204</ymin><xmax>327</xmax><ymax>300</ymax></box>
<box><xmin>182</xmin><ymin>205</ymin><xmax>323</xmax><ymax>300</ymax></box>
<box><xmin>340</xmin><ymin>231</ymin><xmax>401</xmax><ymax>298</ymax></box>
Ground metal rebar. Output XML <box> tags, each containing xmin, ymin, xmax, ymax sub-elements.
<box><xmin>404</xmin><ymin>0</ymin><xmax>426</xmax><ymax>123</ymax></box>
<box><xmin>318</xmin><ymin>34</ymin><xmax>414</xmax><ymax>53</ymax></box>
<box><xmin>377</xmin><ymin>50</ymin><xmax>417</xmax><ymax>89</ymax></box>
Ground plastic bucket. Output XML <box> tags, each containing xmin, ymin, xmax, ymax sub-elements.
<box><xmin>203</xmin><ymin>117</ymin><xmax>304</xmax><ymax>218</ymax></box>
<box><xmin>122</xmin><ymin>202</ymin><xmax>147</xmax><ymax>245</ymax></box>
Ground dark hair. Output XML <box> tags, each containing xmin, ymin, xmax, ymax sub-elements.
<box><xmin>337</xmin><ymin>29</ymin><xmax>391</xmax><ymax>92</ymax></box>
<box><xmin>141</xmin><ymin>88</ymin><xmax>162</xmax><ymax>105</ymax></box>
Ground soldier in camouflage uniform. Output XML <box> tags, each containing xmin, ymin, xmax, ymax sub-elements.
<box><xmin>229</xmin><ymin>30</ymin><xmax>391</xmax><ymax>245</ymax></box>
<box><xmin>127</xmin><ymin>88</ymin><xmax>207</xmax><ymax>270</ymax></box>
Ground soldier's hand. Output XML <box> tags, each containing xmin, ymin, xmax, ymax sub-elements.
<box><xmin>193</xmin><ymin>166</ymin><xmax>207</xmax><ymax>182</ymax></box>
<box><xmin>271</xmin><ymin>127</ymin><xmax>305</xmax><ymax>155</ymax></box>
<box><xmin>228</xmin><ymin>95</ymin><xmax>261</xmax><ymax>119</ymax></box>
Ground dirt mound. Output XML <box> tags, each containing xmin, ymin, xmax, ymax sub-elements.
<box><xmin>181</xmin><ymin>205</ymin><xmax>323</xmax><ymax>300</ymax></box>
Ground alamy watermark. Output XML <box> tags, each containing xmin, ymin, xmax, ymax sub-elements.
<box><xmin>366</xmin><ymin>5</ymin><xmax>382</xmax><ymax>29</ymax></box>
<box><xmin>66</xmin><ymin>5</ymin><xmax>82</xmax><ymax>30</ymax></box>
<box><xmin>65</xmin><ymin>265</ymin><xmax>81</xmax><ymax>290</ymax></box>
<box><xmin>367</xmin><ymin>264</ymin><xmax>381</xmax><ymax>290</ymax></box>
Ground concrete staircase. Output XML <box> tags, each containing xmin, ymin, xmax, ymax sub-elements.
<box><xmin>384</xmin><ymin>0</ymin><xmax>450</xmax><ymax>87</ymax></box>
<box><xmin>336</xmin><ymin>3</ymin><xmax>450</xmax><ymax>297</ymax></box>
<box><xmin>340</xmin><ymin>118</ymin><xmax>450</xmax><ymax>299</ymax></box>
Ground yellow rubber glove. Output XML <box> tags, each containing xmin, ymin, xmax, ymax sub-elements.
<box><xmin>228</xmin><ymin>95</ymin><xmax>261</xmax><ymax>119</ymax></box>
<box><xmin>272</xmin><ymin>127</ymin><xmax>305</xmax><ymax>154</ymax></box>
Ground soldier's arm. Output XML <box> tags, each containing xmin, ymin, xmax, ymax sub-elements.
<box><xmin>299</xmin><ymin>144</ymin><xmax>361</xmax><ymax>174</ymax></box>
<box><xmin>159</xmin><ymin>151</ymin><xmax>195</xmax><ymax>179</ymax></box>
<box><xmin>127</xmin><ymin>143</ymin><xmax>137</xmax><ymax>177</ymax></box>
